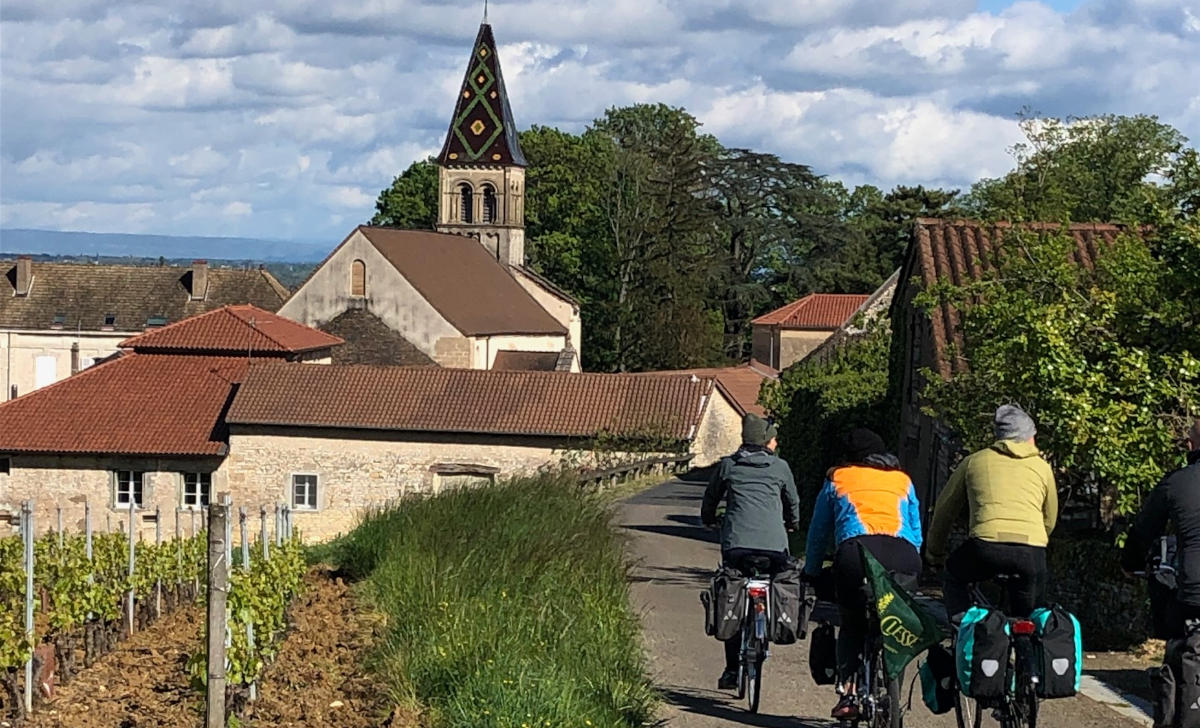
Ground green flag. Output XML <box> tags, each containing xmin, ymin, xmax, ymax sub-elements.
<box><xmin>861</xmin><ymin>546</ymin><xmax>941</xmax><ymax>680</ymax></box>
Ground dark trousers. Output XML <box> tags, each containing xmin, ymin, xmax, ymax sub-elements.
<box><xmin>721</xmin><ymin>548</ymin><xmax>791</xmax><ymax>671</ymax></box>
<box><xmin>944</xmin><ymin>538</ymin><xmax>1047</xmax><ymax>618</ymax></box>
<box><xmin>833</xmin><ymin>535</ymin><xmax>921</xmax><ymax>680</ymax></box>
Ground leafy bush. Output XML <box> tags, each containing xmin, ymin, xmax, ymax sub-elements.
<box><xmin>918</xmin><ymin>224</ymin><xmax>1199</xmax><ymax>522</ymax></box>
<box><xmin>761</xmin><ymin>317</ymin><xmax>896</xmax><ymax>538</ymax></box>
<box><xmin>331</xmin><ymin>473</ymin><xmax>655</xmax><ymax>728</ymax></box>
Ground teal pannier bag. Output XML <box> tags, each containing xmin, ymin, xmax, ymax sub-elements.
<box><xmin>955</xmin><ymin>606</ymin><xmax>1010</xmax><ymax>699</ymax></box>
<box><xmin>919</xmin><ymin>643</ymin><xmax>956</xmax><ymax>714</ymax></box>
<box><xmin>1030</xmin><ymin>605</ymin><xmax>1082</xmax><ymax>698</ymax></box>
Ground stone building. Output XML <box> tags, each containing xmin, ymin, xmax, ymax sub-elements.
<box><xmin>0</xmin><ymin>258</ymin><xmax>288</xmax><ymax>401</ymax></box>
<box><xmin>1</xmin><ymin>306</ymin><xmax>738</xmax><ymax>543</ymax></box>
<box><xmin>280</xmin><ymin>21</ymin><xmax>581</xmax><ymax>370</ymax></box>
<box><xmin>751</xmin><ymin>293</ymin><xmax>870</xmax><ymax>371</ymax></box>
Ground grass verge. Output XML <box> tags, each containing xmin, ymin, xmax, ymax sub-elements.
<box><xmin>327</xmin><ymin>473</ymin><xmax>656</xmax><ymax>728</ymax></box>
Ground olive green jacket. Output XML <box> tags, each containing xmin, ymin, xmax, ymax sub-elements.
<box><xmin>926</xmin><ymin>440</ymin><xmax>1058</xmax><ymax>564</ymax></box>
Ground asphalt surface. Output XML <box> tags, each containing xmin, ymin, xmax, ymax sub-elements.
<box><xmin>618</xmin><ymin>478</ymin><xmax>1147</xmax><ymax>727</ymax></box>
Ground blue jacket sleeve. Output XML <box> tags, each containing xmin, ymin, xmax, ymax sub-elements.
<box><xmin>804</xmin><ymin>479</ymin><xmax>836</xmax><ymax>576</ymax></box>
<box><xmin>900</xmin><ymin>480</ymin><xmax>923</xmax><ymax>551</ymax></box>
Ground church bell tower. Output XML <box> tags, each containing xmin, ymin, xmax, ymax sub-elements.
<box><xmin>435</xmin><ymin>22</ymin><xmax>527</xmax><ymax>267</ymax></box>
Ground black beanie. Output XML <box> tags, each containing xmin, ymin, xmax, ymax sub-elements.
<box><xmin>844</xmin><ymin>428</ymin><xmax>887</xmax><ymax>462</ymax></box>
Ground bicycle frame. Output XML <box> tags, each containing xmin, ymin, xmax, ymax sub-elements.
<box><xmin>737</xmin><ymin>577</ymin><xmax>772</xmax><ymax>713</ymax></box>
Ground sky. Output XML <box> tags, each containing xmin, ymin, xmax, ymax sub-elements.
<box><xmin>1</xmin><ymin>0</ymin><xmax>1198</xmax><ymax>245</ymax></box>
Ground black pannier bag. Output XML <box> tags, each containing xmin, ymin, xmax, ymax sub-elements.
<box><xmin>955</xmin><ymin>606</ymin><xmax>1010</xmax><ymax>700</ymax></box>
<box><xmin>919</xmin><ymin>643</ymin><xmax>957</xmax><ymax>715</ymax></box>
<box><xmin>1030</xmin><ymin>605</ymin><xmax>1082</xmax><ymax>698</ymax></box>
<box><xmin>809</xmin><ymin>623</ymin><xmax>838</xmax><ymax>685</ymax></box>
<box><xmin>1178</xmin><ymin>622</ymin><xmax>1200</xmax><ymax>728</ymax></box>
<box><xmin>701</xmin><ymin>565</ymin><xmax>747</xmax><ymax>641</ymax></box>
<box><xmin>769</xmin><ymin>564</ymin><xmax>805</xmax><ymax>645</ymax></box>
<box><xmin>1152</xmin><ymin>654</ymin><xmax>1178</xmax><ymax>728</ymax></box>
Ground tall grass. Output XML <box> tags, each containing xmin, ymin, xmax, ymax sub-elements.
<box><xmin>332</xmin><ymin>473</ymin><xmax>656</xmax><ymax>728</ymax></box>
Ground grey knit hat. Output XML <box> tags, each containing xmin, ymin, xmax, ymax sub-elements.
<box><xmin>994</xmin><ymin>404</ymin><xmax>1037</xmax><ymax>441</ymax></box>
<box><xmin>742</xmin><ymin>413</ymin><xmax>778</xmax><ymax>447</ymax></box>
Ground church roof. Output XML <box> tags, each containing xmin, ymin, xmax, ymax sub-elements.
<box><xmin>437</xmin><ymin>23</ymin><xmax>527</xmax><ymax>167</ymax></box>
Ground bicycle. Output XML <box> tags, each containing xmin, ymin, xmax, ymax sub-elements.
<box><xmin>734</xmin><ymin>560</ymin><xmax>774</xmax><ymax>713</ymax></box>
<box><xmin>951</xmin><ymin>573</ymin><xmax>1040</xmax><ymax>728</ymax></box>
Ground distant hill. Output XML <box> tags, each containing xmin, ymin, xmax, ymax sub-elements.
<box><xmin>0</xmin><ymin>228</ymin><xmax>330</xmax><ymax>263</ymax></box>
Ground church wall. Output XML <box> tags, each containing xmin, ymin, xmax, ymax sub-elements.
<box><xmin>510</xmin><ymin>269</ymin><xmax>582</xmax><ymax>370</ymax></box>
<box><xmin>472</xmin><ymin>334</ymin><xmax>570</xmax><ymax>369</ymax></box>
<box><xmin>278</xmin><ymin>230</ymin><xmax>461</xmax><ymax>360</ymax></box>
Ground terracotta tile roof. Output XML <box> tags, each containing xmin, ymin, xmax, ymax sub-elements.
<box><xmin>0</xmin><ymin>261</ymin><xmax>288</xmax><ymax>330</ymax></box>
<box><xmin>492</xmin><ymin>350</ymin><xmax>561</xmax><ymax>371</ymax></box>
<box><xmin>634</xmin><ymin>362</ymin><xmax>778</xmax><ymax>417</ymax></box>
<box><xmin>0</xmin><ymin>354</ymin><xmax>249</xmax><ymax>456</ymax></box>
<box><xmin>227</xmin><ymin>365</ymin><xmax>715</xmax><ymax>441</ymax></box>
<box><xmin>752</xmin><ymin>293</ymin><xmax>870</xmax><ymax>329</ymax></box>
<box><xmin>320</xmin><ymin>309</ymin><xmax>437</xmax><ymax>367</ymax></box>
<box><xmin>304</xmin><ymin>227</ymin><xmax>565</xmax><ymax>337</ymax></box>
<box><xmin>904</xmin><ymin>218</ymin><xmax>1126</xmax><ymax>378</ymax></box>
<box><xmin>120</xmin><ymin>305</ymin><xmax>343</xmax><ymax>355</ymax></box>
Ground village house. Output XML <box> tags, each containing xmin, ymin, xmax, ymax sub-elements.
<box><xmin>279</xmin><ymin>22</ymin><xmax>581</xmax><ymax>371</ymax></box>
<box><xmin>0</xmin><ymin>305</ymin><xmax>739</xmax><ymax>543</ymax></box>
<box><xmin>751</xmin><ymin>293</ymin><xmax>870</xmax><ymax>371</ymax></box>
<box><xmin>0</xmin><ymin>258</ymin><xmax>288</xmax><ymax>401</ymax></box>
<box><xmin>891</xmin><ymin>218</ymin><xmax>1125</xmax><ymax>519</ymax></box>
<box><xmin>635</xmin><ymin>360</ymin><xmax>779</xmax><ymax>418</ymax></box>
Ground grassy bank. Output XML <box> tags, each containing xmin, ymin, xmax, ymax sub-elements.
<box><xmin>330</xmin><ymin>474</ymin><xmax>656</xmax><ymax>728</ymax></box>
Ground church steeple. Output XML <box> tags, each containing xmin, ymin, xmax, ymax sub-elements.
<box><xmin>435</xmin><ymin>22</ymin><xmax>527</xmax><ymax>268</ymax></box>
<box><xmin>437</xmin><ymin>23</ymin><xmax>527</xmax><ymax>168</ymax></box>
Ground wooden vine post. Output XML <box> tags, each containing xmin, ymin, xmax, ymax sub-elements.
<box><xmin>205</xmin><ymin>495</ymin><xmax>230</xmax><ymax>728</ymax></box>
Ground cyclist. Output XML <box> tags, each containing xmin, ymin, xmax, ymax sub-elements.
<box><xmin>1121</xmin><ymin>418</ymin><xmax>1200</xmax><ymax>637</ymax></box>
<box><xmin>926</xmin><ymin>404</ymin><xmax>1058</xmax><ymax>619</ymax></box>
<box><xmin>701</xmin><ymin>412</ymin><xmax>800</xmax><ymax>691</ymax></box>
<box><xmin>803</xmin><ymin>427</ymin><xmax>923</xmax><ymax>720</ymax></box>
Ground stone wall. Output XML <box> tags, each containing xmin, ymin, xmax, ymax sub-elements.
<box><xmin>779</xmin><ymin>329</ymin><xmax>834</xmax><ymax>370</ymax></box>
<box><xmin>691</xmin><ymin>389</ymin><xmax>742</xmax><ymax>466</ymax></box>
<box><xmin>0</xmin><ymin>454</ymin><xmax>225</xmax><ymax>541</ymax></box>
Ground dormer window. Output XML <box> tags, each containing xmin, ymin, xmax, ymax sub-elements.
<box><xmin>481</xmin><ymin>184</ymin><xmax>497</xmax><ymax>224</ymax></box>
<box><xmin>459</xmin><ymin>183</ymin><xmax>474</xmax><ymax>223</ymax></box>
<box><xmin>51</xmin><ymin>313</ymin><xmax>66</xmax><ymax>329</ymax></box>
<box><xmin>147</xmin><ymin>315</ymin><xmax>168</xmax><ymax>327</ymax></box>
<box><xmin>102</xmin><ymin>313</ymin><xmax>116</xmax><ymax>329</ymax></box>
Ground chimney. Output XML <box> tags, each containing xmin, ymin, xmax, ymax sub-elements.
<box><xmin>70</xmin><ymin>343</ymin><xmax>80</xmax><ymax>375</ymax></box>
<box><xmin>15</xmin><ymin>256</ymin><xmax>32</xmax><ymax>296</ymax></box>
<box><xmin>190</xmin><ymin>260</ymin><xmax>208</xmax><ymax>301</ymax></box>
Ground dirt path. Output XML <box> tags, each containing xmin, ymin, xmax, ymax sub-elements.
<box><xmin>619</xmin><ymin>478</ymin><xmax>1148</xmax><ymax>727</ymax></box>
<box><xmin>28</xmin><ymin>606</ymin><xmax>203</xmax><ymax>728</ymax></box>
<box><xmin>26</xmin><ymin>568</ymin><xmax>400</xmax><ymax>728</ymax></box>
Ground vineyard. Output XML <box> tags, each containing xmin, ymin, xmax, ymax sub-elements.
<box><xmin>0</xmin><ymin>500</ymin><xmax>306</xmax><ymax>726</ymax></box>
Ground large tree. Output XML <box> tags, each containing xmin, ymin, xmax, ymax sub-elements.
<box><xmin>371</xmin><ymin>158</ymin><xmax>438</xmax><ymax>229</ymax></box>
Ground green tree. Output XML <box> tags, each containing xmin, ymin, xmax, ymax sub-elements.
<box><xmin>371</xmin><ymin>157</ymin><xmax>439</xmax><ymax>228</ymax></box>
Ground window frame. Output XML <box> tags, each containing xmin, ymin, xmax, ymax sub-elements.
<box><xmin>180</xmin><ymin>472</ymin><xmax>212</xmax><ymax>510</ymax></box>
<box><xmin>113</xmin><ymin>470</ymin><xmax>146</xmax><ymax>509</ymax></box>
<box><xmin>458</xmin><ymin>183</ymin><xmax>474</xmax><ymax>223</ymax></box>
<box><xmin>481</xmin><ymin>183</ymin><xmax>498</xmax><ymax>223</ymax></box>
<box><xmin>290</xmin><ymin>473</ymin><xmax>320</xmax><ymax>511</ymax></box>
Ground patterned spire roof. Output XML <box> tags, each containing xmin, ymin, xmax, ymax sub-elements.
<box><xmin>437</xmin><ymin>23</ymin><xmax>527</xmax><ymax>167</ymax></box>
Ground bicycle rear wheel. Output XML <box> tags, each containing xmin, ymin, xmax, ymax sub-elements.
<box><xmin>871</xmin><ymin>652</ymin><xmax>903</xmax><ymax>728</ymax></box>
<box><xmin>747</xmin><ymin>656</ymin><xmax>763</xmax><ymax>713</ymax></box>
<box><xmin>954</xmin><ymin>693</ymin><xmax>982</xmax><ymax>728</ymax></box>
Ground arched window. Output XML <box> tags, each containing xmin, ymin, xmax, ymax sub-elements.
<box><xmin>481</xmin><ymin>184</ymin><xmax>498</xmax><ymax>224</ymax></box>
<box><xmin>351</xmin><ymin>259</ymin><xmax>366</xmax><ymax>297</ymax></box>
<box><xmin>459</xmin><ymin>183</ymin><xmax>474</xmax><ymax>223</ymax></box>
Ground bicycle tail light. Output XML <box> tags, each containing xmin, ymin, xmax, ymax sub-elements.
<box><xmin>1012</xmin><ymin>619</ymin><xmax>1036</xmax><ymax>636</ymax></box>
<box><xmin>748</xmin><ymin>585</ymin><xmax>768</xmax><ymax>600</ymax></box>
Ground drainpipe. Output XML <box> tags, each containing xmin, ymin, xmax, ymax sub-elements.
<box><xmin>70</xmin><ymin>342</ymin><xmax>80</xmax><ymax>376</ymax></box>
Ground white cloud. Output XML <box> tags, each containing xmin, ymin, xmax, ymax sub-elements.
<box><xmin>1</xmin><ymin>0</ymin><xmax>1198</xmax><ymax>244</ymax></box>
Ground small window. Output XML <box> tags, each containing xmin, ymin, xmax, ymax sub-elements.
<box><xmin>147</xmin><ymin>315</ymin><xmax>168</xmax><ymax>327</ymax></box>
<box><xmin>182</xmin><ymin>472</ymin><xmax>211</xmax><ymax>509</ymax></box>
<box><xmin>481</xmin><ymin>184</ymin><xmax>497</xmax><ymax>223</ymax></box>
<box><xmin>292</xmin><ymin>474</ymin><xmax>318</xmax><ymax>510</ymax></box>
<box><xmin>114</xmin><ymin>470</ymin><xmax>145</xmax><ymax>508</ymax></box>
<box><xmin>351</xmin><ymin>259</ymin><xmax>366</xmax><ymax>297</ymax></box>
<box><xmin>51</xmin><ymin>313</ymin><xmax>66</xmax><ymax>327</ymax></box>
<box><xmin>104</xmin><ymin>313</ymin><xmax>116</xmax><ymax>326</ymax></box>
<box><xmin>459</xmin><ymin>183</ymin><xmax>474</xmax><ymax>223</ymax></box>
<box><xmin>0</xmin><ymin>457</ymin><xmax>10</xmax><ymax>475</ymax></box>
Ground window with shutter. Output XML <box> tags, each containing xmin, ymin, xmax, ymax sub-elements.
<box><xmin>481</xmin><ymin>184</ymin><xmax>497</xmax><ymax>223</ymax></box>
<box><xmin>459</xmin><ymin>183</ymin><xmax>474</xmax><ymax>223</ymax></box>
<box><xmin>351</xmin><ymin>260</ymin><xmax>366</xmax><ymax>297</ymax></box>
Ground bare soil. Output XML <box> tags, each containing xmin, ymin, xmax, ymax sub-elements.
<box><xmin>23</xmin><ymin>568</ymin><xmax>407</xmax><ymax>728</ymax></box>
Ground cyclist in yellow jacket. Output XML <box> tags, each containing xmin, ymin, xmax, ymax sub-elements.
<box><xmin>926</xmin><ymin>404</ymin><xmax>1058</xmax><ymax>618</ymax></box>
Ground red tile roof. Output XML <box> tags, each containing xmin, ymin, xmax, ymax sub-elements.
<box><xmin>227</xmin><ymin>365</ymin><xmax>715</xmax><ymax>441</ymax></box>
<box><xmin>752</xmin><ymin>294</ymin><xmax>870</xmax><ymax>329</ymax></box>
<box><xmin>0</xmin><ymin>354</ymin><xmax>250</xmax><ymax>456</ymax></box>
<box><xmin>634</xmin><ymin>362</ymin><xmax>778</xmax><ymax>417</ymax></box>
<box><xmin>905</xmin><ymin>219</ymin><xmax>1126</xmax><ymax>378</ymax></box>
<box><xmin>120</xmin><ymin>305</ymin><xmax>343</xmax><ymax>355</ymax></box>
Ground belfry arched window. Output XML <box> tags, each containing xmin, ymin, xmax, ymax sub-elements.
<box><xmin>481</xmin><ymin>184</ymin><xmax>498</xmax><ymax>224</ymax></box>
<box><xmin>351</xmin><ymin>259</ymin><xmax>366</xmax><ymax>297</ymax></box>
<box><xmin>459</xmin><ymin>183</ymin><xmax>474</xmax><ymax>223</ymax></box>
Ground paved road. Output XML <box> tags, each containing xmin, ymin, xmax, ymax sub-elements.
<box><xmin>619</xmin><ymin>479</ymin><xmax>1147</xmax><ymax>727</ymax></box>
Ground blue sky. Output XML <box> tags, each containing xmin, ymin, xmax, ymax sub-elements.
<box><xmin>1</xmin><ymin>0</ymin><xmax>1198</xmax><ymax>245</ymax></box>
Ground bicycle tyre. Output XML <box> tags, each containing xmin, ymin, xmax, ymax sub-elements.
<box><xmin>869</xmin><ymin>651</ymin><xmax>903</xmax><ymax>728</ymax></box>
<box><xmin>747</xmin><ymin>658</ymin><xmax>762</xmax><ymax>713</ymax></box>
<box><xmin>954</xmin><ymin>693</ymin><xmax>982</xmax><ymax>728</ymax></box>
